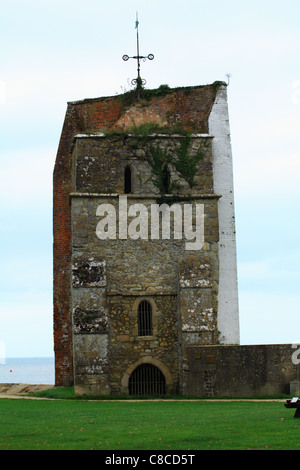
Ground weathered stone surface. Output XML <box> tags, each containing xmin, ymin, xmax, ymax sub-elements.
<box><xmin>73</xmin><ymin>334</ymin><xmax>110</xmax><ymax>395</ymax></box>
<box><xmin>73</xmin><ymin>134</ymin><xmax>214</xmax><ymax>196</ymax></box>
<box><xmin>179</xmin><ymin>256</ymin><xmax>212</xmax><ymax>288</ymax></box>
<box><xmin>70</xmin><ymin>133</ymin><xmax>220</xmax><ymax>394</ymax></box>
<box><xmin>183</xmin><ymin>344</ymin><xmax>299</xmax><ymax>397</ymax></box>
<box><xmin>53</xmin><ymin>83</ymin><xmax>241</xmax><ymax>395</ymax></box>
<box><xmin>72</xmin><ymin>258</ymin><xmax>106</xmax><ymax>287</ymax></box>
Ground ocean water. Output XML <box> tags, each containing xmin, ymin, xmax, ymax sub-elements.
<box><xmin>0</xmin><ymin>357</ymin><xmax>55</xmax><ymax>385</ymax></box>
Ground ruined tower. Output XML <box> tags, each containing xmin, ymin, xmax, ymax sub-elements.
<box><xmin>53</xmin><ymin>82</ymin><xmax>239</xmax><ymax>395</ymax></box>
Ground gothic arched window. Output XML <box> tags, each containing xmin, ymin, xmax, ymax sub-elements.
<box><xmin>138</xmin><ymin>300</ymin><xmax>152</xmax><ymax>336</ymax></box>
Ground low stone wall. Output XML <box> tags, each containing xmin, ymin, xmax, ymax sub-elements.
<box><xmin>184</xmin><ymin>344</ymin><xmax>300</xmax><ymax>397</ymax></box>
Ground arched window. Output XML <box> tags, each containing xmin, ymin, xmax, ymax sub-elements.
<box><xmin>138</xmin><ymin>300</ymin><xmax>152</xmax><ymax>336</ymax></box>
<box><xmin>124</xmin><ymin>166</ymin><xmax>132</xmax><ymax>194</ymax></box>
<box><xmin>128</xmin><ymin>364</ymin><xmax>166</xmax><ymax>395</ymax></box>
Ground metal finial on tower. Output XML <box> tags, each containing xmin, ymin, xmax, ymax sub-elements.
<box><xmin>122</xmin><ymin>13</ymin><xmax>154</xmax><ymax>99</ymax></box>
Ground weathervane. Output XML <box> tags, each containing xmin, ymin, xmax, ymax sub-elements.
<box><xmin>122</xmin><ymin>13</ymin><xmax>154</xmax><ymax>99</ymax></box>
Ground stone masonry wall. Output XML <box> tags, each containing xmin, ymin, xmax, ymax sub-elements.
<box><xmin>184</xmin><ymin>344</ymin><xmax>299</xmax><ymax>397</ymax></box>
<box><xmin>53</xmin><ymin>96</ymin><xmax>124</xmax><ymax>386</ymax></box>
<box><xmin>70</xmin><ymin>133</ymin><xmax>220</xmax><ymax>394</ymax></box>
<box><xmin>53</xmin><ymin>83</ymin><xmax>226</xmax><ymax>388</ymax></box>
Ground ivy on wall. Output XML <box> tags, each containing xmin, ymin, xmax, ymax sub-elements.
<box><xmin>96</xmin><ymin>122</ymin><xmax>207</xmax><ymax>197</ymax></box>
<box><xmin>145</xmin><ymin>134</ymin><xmax>204</xmax><ymax>195</ymax></box>
<box><xmin>146</xmin><ymin>144</ymin><xmax>173</xmax><ymax>194</ymax></box>
<box><xmin>173</xmin><ymin>135</ymin><xmax>204</xmax><ymax>189</ymax></box>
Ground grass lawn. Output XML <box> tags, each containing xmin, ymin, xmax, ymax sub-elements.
<box><xmin>1</xmin><ymin>395</ymin><xmax>300</xmax><ymax>450</ymax></box>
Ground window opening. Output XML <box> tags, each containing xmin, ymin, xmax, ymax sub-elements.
<box><xmin>138</xmin><ymin>300</ymin><xmax>152</xmax><ymax>336</ymax></box>
<box><xmin>128</xmin><ymin>364</ymin><xmax>166</xmax><ymax>395</ymax></box>
<box><xmin>162</xmin><ymin>165</ymin><xmax>170</xmax><ymax>193</ymax></box>
<box><xmin>124</xmin><ymin>166</ymin><xmax>132</xmax><ymax>194</ymax></box>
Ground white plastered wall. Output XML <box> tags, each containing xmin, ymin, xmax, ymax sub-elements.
<box><xmin>208</xmin><ymin>84</ymin><xmax>240</xmax><ymax>344</ymax></box>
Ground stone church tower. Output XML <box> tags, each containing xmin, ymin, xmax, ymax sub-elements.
<box><xmin>53</xmin><ymin>82</ymin><xmax>239</xmax><ymax>395</ymax></box>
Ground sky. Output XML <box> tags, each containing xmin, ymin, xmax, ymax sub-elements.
<box><xmin>0</xmin><ymin>0</ymin><xmax>300</xmax><ymax>358</ymax></box>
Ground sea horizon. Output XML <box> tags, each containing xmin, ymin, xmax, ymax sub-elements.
<box><xmin>0</xmin><ymin>357</ymin><xmax>55</xmax><ymax>385</ymax></box>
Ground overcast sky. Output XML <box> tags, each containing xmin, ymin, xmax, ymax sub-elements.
<box><xmin>0</xmin><ymin>0</ymin><xmax>300</xmax><ymax>357</ymax></box>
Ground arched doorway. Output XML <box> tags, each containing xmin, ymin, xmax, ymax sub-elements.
<box><xmin>128</xmin><ymin>363</ymin><xmax>166</xmax><ymax>396</ymax></box>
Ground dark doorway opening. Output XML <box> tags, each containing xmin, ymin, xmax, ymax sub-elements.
<box><xmin>128</xmin><ymin>364</ymin><xmax>166</xmax><ymax>395</ymax></box>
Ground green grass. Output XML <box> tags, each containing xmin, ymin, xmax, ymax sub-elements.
<box><xmin>29</xmin><ymin>386</ymin><xmax>290</xmax><ymax>401</ymax></box>
<box><xmin>1</xmin><ymin>396</ymin><xmax>300</xmax><ymax>450</ymax></box>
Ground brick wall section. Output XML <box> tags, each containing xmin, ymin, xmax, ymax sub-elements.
<box><xmin>53</xmin><ymin>84</ymin><xmax>220</xmax><ymax>386</ymax></box>
<box><xmin>53</xmin><ymin>97</ymin><xmax>125</xmax><ymax>386</ymax></box>
<box><xmin>113</xmin><ymin>86</ymin><xmax>217</xmax><ymax>131</ymax></box>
